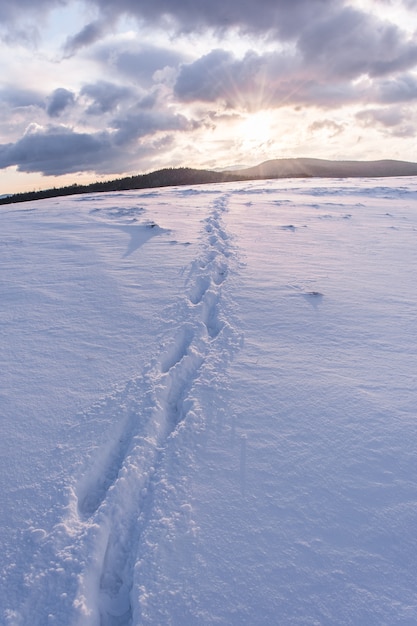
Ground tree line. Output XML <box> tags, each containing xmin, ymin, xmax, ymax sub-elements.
<box><xmin>0</xmin><ymin>168</ymin><xmax>251</xmax><ymax>205</ymax></box>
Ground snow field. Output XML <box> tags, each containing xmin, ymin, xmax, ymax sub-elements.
<box><xmin>1</xmin><ymin>178</ymin><xmax>417</xmax><ymax>625</ymax></box>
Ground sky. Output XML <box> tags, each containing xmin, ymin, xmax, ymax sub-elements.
<box><xmin>1</xmin><ymin>0</ymin><xmax>417</xmax><ymax>193</ymax></box>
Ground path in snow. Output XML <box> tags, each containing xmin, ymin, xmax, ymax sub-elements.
<box><xmin>13</xmin><ymin>193</ymin><xmax>241</xmax><ymax>625</ymax></box>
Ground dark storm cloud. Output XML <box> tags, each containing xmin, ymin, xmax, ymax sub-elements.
<box><xmin>0</xmin><ymin>105</ymin><xmax>195</xmax><ymax>175</ymax></box>
<box><xmin>111</xmin><ymin>107</ymin><xmax>194</xmax><ymax>146</ymax></box>
<box><xmin>174</xmin><ymin>49</ymin><xmax>359</xmax><ymax>109</ymax></box>
<box><xmin>93</xmin><ymin>43</ymin><xmax>186</xmax><ymax>87</ymax></box>
<box><xmin>115</xmin><ymin>47</ymin><xmax>185</xmax><ymax>84</ymax></box>
<box><xmin>0</xmin><ymin>86</ymin><xmax>44</xmax><ymax>108</ymax></box>
<box><xmin>298</xmin><ymin>7</ymin><xmax>417</xmax><ymax>79</ymax></box>
<box><xmin>375</xmin><ymin>74</ymin><xmax>417</xmax><ymax>103</ymax></box>
<box><xmin>174</xmin><ymin>49</ymin><xmax>243</xmax><ymax>103</ymax></box>
<box><xmin>80</xmin><ymin>81</ymin><xmax>133</xmax><ymax>114</ymax></box>
<box><xmin>0</xmin><ymin>0</ymin><xmax>330</xmax><ymax>49</ymax></box>
<box><xmin>0</xmin><ymin>124</ymin><xmax>160</xmax><ymax>176</ymax></box>
<box><xmin>46</xmin><ymin>88</ymin><xmax>75</xmax><ymax>117</ymax></box>
<box><xmin>89</xmin><ymin>0</ymin><xmax>332</xmax><ymax>40</ymax></box>
<box><xmin>174</xmin><ymin>2</ymin><xmax>417</xmax><ymax>111</ymax></box>
<box><xmin>0</xmin><ymin>0</ymin><xmax>320</xmax><ymax>49</ymax></box>
<box><xmin>0</xmin><ymin>126</ymin><xmax>110</xmax><ymax>175</ymax></box>
<box><xmin>63</xmin><ymin>20</ymin><xmax>109</xmax><ymax>57</ymax></box>
<box><xmin>169</xmin><ymin>2</ymin><xmax>417</xmax><ymax>113</ymax></box>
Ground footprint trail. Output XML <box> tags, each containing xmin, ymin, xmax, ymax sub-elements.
<box><xmin>16</xmin><ymin>193</ymin><xmax>241</xmax><ymax>626</ymax></box>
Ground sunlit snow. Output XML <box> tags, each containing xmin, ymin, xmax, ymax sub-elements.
<box><xmin>1</xmin><ymin>178</ymin><xmax>417</xmax><ymax>625</ymax></box>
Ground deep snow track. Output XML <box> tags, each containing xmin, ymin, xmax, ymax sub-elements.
<box><xmin>14</xmin><ymin>193</ymin><xmax>241</xmax><ymax>626</ymax></box>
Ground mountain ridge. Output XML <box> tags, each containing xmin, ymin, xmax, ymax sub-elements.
<box><xmin>234</xmin><ymin>157</ymin><xmax>417</xmax><ymax>178</ymax></box>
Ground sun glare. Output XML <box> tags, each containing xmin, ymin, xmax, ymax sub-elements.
<box><xmin>238</xmin><ymin>111</ymin><xmax>274</xmax><ymax>147</ymax></box>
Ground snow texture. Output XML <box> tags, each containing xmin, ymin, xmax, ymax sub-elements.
<box><xmin>1</xmin><ymin>178</ymin><xmax>417</xmax><ymax>625</ymax></box>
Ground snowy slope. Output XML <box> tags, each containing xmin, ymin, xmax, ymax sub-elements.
<box><xmin>1</xmin><ymin>178</ymin><xmax>417</xmax><ymax>625</ymax></box>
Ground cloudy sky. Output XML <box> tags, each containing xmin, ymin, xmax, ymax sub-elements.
<box><xmin>1</xmin><ymin>0</ymin><xmax>417</xmax><ymax>193</ymax></box>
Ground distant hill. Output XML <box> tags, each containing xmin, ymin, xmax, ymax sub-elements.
<box><xmin>2</xmin><ymin>159</ymin><xmax>417</xmax><ymax>205</ymax></box>
<box><xmin>233</xmin><ymin>158</ymin><xmax>417</xmax><ymax>178</ymax></box>
<box><xmin>233</xmin><ymin>158</ymin><xmax>417</xmax><ymax>179</ymax></box>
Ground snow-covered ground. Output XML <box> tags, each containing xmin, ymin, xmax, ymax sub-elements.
<box><xmin>1</xmin><ymin>177</ymin><xmax>417</xmax><ymax>625</ymax></box>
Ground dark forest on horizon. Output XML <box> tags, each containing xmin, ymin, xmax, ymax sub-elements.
<box><xmin>0</xmin><ymin>168</ymin><xmax>250</xmax><ymax>205</ymax></box>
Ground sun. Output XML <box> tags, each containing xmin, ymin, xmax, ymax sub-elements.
<box><xmin>238</xmin><ymin>110</ymin><xmax>274</xmax><ymax>147</ymax></box>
